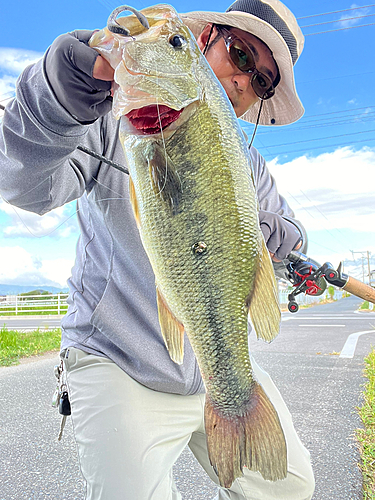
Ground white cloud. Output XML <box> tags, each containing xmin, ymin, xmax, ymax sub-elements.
<box><xmin>0</xmin><ymin>47</ymin><xmax>43</xmax><ymax>75</ymax></box>
<box><xmin>337</xmin><ymin>4</ymin><xmax>370</xmax><ymax>28</ymax></box>
<box><xmin>268</xmin><ymin>146</ymin><xmax>375</xmax><ymax>270</ymax></box>
<box><xmin>0</xmin><ymin>246</ymin><xmax>73</xmax><ymax>288</ymax></box>
<box><xmin>0</xmin><ymin>199</ymin><xmax>79</xmax><ymax>238</ymax></box>
<box><xmin>0</xmin><ymin>75</ymin><xmax>16</xmax><ymax>99</ymax></box>
<box><xmin>0</xmin><ymin>47</ymin><xmax>43</xmax><ymax>118</ymax></box>
<box><xmin>269</xmin><ymin>146</ymin><xmax>375</xmax><ymax>203</ymax></box>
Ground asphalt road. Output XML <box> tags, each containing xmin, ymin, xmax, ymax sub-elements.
<box><xmin>0</xmin><ymin>296</ymin><xmax>374</xmax><ymax>499</ymax></box>
<box><xmin>0</xmin><ymin>316</ymin><xmax>63</xmax><ymax>332</ymax></box>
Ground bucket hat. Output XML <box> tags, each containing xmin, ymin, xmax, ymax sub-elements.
<box><xmin>180</xmin><ymin>0</ymin><xmax>304</xmax><ymax>125</ymax></box>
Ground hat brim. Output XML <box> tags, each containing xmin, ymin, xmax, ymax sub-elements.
<box><xmin>180</xmin><ymin>10</ymin><xmax>304</xmax><ymax>126</ymax></box>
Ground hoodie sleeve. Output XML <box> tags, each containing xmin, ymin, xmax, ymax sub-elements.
<box><xmin>249</xmin><ymin>145</ymin><xmax>308</xmax><ymax>280</ymax></box>
<box><xmin>0</xmin><ymin>57</ymin><xmax>109</xmax><ymax>215</ymax></box>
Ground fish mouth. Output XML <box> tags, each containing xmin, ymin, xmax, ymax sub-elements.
<box><xmin>125</xmin><ymin>105</ymin><xmax>184</xmax><ymax>135</ymax></box>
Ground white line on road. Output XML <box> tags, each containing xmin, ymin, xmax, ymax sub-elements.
<box><xmin>340</xmin><ymin>330</ymin><xmax>375</xmax><ymax>358</ymax></box>
<box><xmin>298</xmin><ymin>325</ymin><xmax>346</xmax><ymax>327</ymax></box>
<box><xmin>285</xmin><ymin>316</ymin><xmax>362</xmax><ymax>320</ymax></box>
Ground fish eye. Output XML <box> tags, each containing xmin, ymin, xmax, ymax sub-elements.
<box><xmin>169</xmin><ymin>34</ymin><xmax>186</xmax><ymax>49</ymax></box>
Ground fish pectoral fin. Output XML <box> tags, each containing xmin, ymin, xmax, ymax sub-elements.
<box><xmin>146</xmin><ymin>142</ymin><xmax>182</xmax><ymax>215</ymax></box>
<box><xmin>156</xmin><ymin>286</ymin><xmax>185</xmax><ymax>364</ymax></box>
<box><xmin>129</xmin><ymin>176</ymin><xmax>141</xmax><ymax>228</ymax></box>
<box><xmin>247</xmin><ymin>237</ymin><xmax>281</xmax><ymax>342</ymax></box>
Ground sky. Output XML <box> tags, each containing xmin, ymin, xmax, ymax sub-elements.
<box><xmin>0</xmin><ymin>0</ymin><xmax>374</xmax><ymax>289</ymax></box>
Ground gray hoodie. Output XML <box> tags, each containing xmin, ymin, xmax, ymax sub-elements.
<box><xmin>0</xmin><ymin>58</ymin><xmax>306</xmax><ymax>396</ymax></box>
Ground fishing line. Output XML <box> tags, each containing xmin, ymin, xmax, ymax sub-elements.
<box><xmin>155</xmin><ymin>99</ymin><xmax>170</xmax><ymax>196</ymax></box>
<box><xmin>153</xmin><ymin>37</ymin><xmax>182</xmax><ymax>198</ymax></box>
<box><xmin>0</xmin><ymin>173</ymin><xmax>129</xmax><ymax>240</ymax></box>
<box><xmin>0</xmin><ymin>194</ymin><xmax>79</xmax><ymax>239</ymax></box>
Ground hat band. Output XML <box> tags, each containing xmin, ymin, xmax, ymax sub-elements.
<box><xmin>226</xmin><ymin>0</ymin><xmax>298</xmax><ymax>64</ymax></box>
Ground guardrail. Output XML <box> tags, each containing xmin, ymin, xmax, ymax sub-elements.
<box><xmin>0</xmin><ymin>293</ymin><xmax>69</xmax><ymax>315</ymax></box>
<box><xmin>0</xmin><ymin>287</ymin><xmax>345</xmax><ymax>316</ymax></box>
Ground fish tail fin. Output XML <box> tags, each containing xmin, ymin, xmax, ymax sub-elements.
<box><xmin>248</xmin><ymin>238</ymin><xmax>281</xmax><ymax>342</ymax></box>
<box><xmin>205</xmin><ymin>382</ymin><xmax>287</xmax><ymax>488</ymax></box>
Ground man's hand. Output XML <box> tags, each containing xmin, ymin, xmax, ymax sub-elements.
<box><xmin>93</xmin><ymin>55</ymin><xmax>114</xmax><ymax>81</ymax></box>
<box><xmin>259</xmin><ymin>210</ymin><xmax>302</xmax><ymax>262</ymax></box>
<box><xmin>45</xmin><ymin>30</ymin><xmax>114</xmax><ymax>124</ymax></box>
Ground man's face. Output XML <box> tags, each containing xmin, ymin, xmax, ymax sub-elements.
<box><xmin>197</xmin><ymin>25</ymin><xmax>278</xmax><ymax>117</ymax></box>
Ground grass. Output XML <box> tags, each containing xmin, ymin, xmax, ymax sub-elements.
<box><xmin>360</xmin><ymin>301</ymin><xmax>375</xmax><ymax>312</ymax></box>
<box><xmin>356</xmin><ymin>348</ymin><xmax>375</xmax><ymax>499</ymax></box>
<box><xmin>0</xmin><ymin>326</ymin><xmax>61</xmax><ymax>366</ymax></box>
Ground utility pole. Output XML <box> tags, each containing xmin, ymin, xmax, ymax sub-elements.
<box><xmin>367</xmin><ymin>251</ymin><xmax>371</xmax><ymax>286</ymax></box>
<box><xmin>350</xmin><ymin>250</ymin><xmax>372</xmax><ymax>284</ymax></box>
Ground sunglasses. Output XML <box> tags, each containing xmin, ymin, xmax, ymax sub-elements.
<box><xmin>215</xmin><ymin>25</ymin><xmax>278</xmax><ymax>101</ymax></box>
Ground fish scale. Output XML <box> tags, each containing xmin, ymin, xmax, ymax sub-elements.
<box><xmin>90</xmin><ymin>4</ymin><xmax>285</xmax><ymax>488</ymax></box>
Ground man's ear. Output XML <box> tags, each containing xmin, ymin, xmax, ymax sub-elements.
<box><xmin>196</xmin><ymin>23</ymin><xmax>214</xmax><ymax>52</ymax></box>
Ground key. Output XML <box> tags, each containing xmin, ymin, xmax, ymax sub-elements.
<box><xmin>59</xmin><ymin>391</ymin><xmax>71</xmax><ymax>416</ymax></box>
<box><xmin>57</xmin><ymin>392</ymin><xmax>71</xmax><ymax>441</ymax></box>
<box><xmin>57</xmin><ymin>416</ymin><xmax>67</xmax><ymax>441</ymax></box>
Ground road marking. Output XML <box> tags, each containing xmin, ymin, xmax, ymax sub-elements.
<box><xmin>340</xmin><ymin>330</ymin><xmax>375</xmax><ymax>358</ymax></box>
<box><xmin>287</xmin><ymin>316</ymin><xmax>361</xmax><ymax>320</ymax></box>
<box><xmin>298</xmin><ymin>324</ymin><xmax>345</xmax><ymax>327</ymax></box>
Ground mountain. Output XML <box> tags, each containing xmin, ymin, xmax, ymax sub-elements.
<box><xmin>0</xmin><ymin>284</ymin><xmax>69</xmax><ymax>296</ymax></box>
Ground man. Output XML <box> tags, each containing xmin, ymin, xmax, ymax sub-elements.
<box><xmin>0</xmin><ymin>0</ymin><xmax>315</xmax><ymax>498</ymax></box>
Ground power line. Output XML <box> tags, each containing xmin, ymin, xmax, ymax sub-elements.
<box><xmin>260</xmin><ymin>128</ymin><xmax>375</xmax><ymax>149</ymax></box>
<box><xmin>256</xmin><ymin>115</ymin><xmax>375</xmax><ymax>135</ymax></box>
<box><xmin>298</xmin><ymin>71</ymin><xmax>375</xmax><ymax>85</ymax></box>
<box><xmin>258</xmin><ymin>110</ymin><xmax>375</xmax><ymax>135</ymax></box>
<box><xmin>0</xmin><ymin>91</ymin><xmax>15</xmax><ymax>102</ymax></box>
<box><xmin>297</xmin><ymin>4</ymin><xmax>375</xmax><ymax>20</ymax></box>
<box><xmin>301</xmin><ymin>13</ymin><xmax>375</xmax><ymax>28</ymax></box>
<box><xmin>298</xmin><ymin>189</ymin><xmax>353</xmax><ymax>248</ymax></box>
<box><xmin>251</xmin><ymin>106</ymin><xmax>375</xmax><ymax>135</ymax></box>
<box><xmin>259</xmin><ymin>116</ymin><xmax>375</xmax><ymax>134</ymax></box>
<box><xmin>261</xmin><ymin>137</ymin><xmax>375</xmax><ymax>157</ymax></box>
<box><xmin>285</xmin><ymin>191</ymin><xmax>349</xmax><ymax>252</ymax></box>
<box><xmin>291</xmin><ymin>106</ymin><xmax>375</xmax><ymax>121</ymax></box>
<box><xmin>305</xmin><ymin>22</ymin><xmax>375</xmax><ymax>36</ymax></box>
<box><xmin>255</xmin><ymin>110</ymin><xmax>375</xmax><ymax>134</ymax></box>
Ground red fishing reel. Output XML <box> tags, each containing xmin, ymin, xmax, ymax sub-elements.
<box><xmin>285</xmin><ymin>251</ymin><xmax>347</xmax><ymax>313</ymax></box>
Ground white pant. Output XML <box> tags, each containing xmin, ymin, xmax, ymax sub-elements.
<box><xmin>63</xmin><ymin>347</ymin><xmax>314</xmax><ymax>500</ymax></box>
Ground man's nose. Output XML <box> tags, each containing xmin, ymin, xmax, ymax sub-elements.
<box><xmin>232</xmin><ymin>72</ymin><xmax>252</xmax><ymax>93</ymax></box>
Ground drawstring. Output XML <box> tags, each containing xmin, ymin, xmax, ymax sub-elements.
<box><xmin>249</xmin><ymin>99</ymin><xmax>263</xmax><ymax>149</ymax></box>
<box><xmin>203</xmin><ymin>24</ymin><xmax>215</xmax><ymax>56</ymax></box>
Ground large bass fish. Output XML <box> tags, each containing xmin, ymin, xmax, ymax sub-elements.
<box><xmin>90</xmin><ymin>4</ymin><xmax>286</xmax><ymax>488</ymax></box>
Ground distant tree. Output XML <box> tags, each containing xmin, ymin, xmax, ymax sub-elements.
<box><xmin>328</xmin><ymin>285</ymin><xmax>335</xmax><ymax>300</ymax></box>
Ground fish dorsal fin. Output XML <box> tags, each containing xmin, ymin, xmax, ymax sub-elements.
<box><xmin>247</xmin><ymin>237</ymin><xmax>281</xmax><ymax>342</ymax></box>
<box><xmin>145</xmin><ymin>142</ymin><xmax>182</xmax><ymax>215</ymax></box>
<box><xmin>128</xmin><ymin>176</ymin><xmax>141</xmax><ymax>228</ymax></box>
<box><xmin>156</xmin><ymin>286</ymin><xmax>185</xmax><ymax>364</ymax></box>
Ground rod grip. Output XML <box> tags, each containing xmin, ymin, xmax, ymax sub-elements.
<box><xmin>343</xmin><ymin>276</ymin><xmax>375</xmax><ymax>304</ymax></box>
